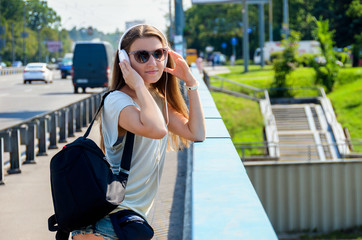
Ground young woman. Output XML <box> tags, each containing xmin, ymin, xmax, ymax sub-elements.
<box><xmin>72</xmin><ymin>24</ymin><xmax>205</xmax><ymax>240</ymax></box>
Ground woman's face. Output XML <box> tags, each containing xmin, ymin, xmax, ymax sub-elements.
<box><xmin>128</xmin><ymin>37</ymin><xmax>166</xmax><ymax>87</ymax></box>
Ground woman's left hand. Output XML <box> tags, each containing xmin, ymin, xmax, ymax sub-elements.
<box><xmin>164</xmin><ymin>50</ymin><xmax>197</xmax><ymax>86</ymax></box>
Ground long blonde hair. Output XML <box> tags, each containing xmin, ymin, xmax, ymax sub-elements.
<box><xmin>100</xmin><ymin>24</ymin><xmax>190</xmax><ymax>152</ymax></box>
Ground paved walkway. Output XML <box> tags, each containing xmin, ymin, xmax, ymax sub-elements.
<box><xmin>203</xmin><ymin>65</ymin><xmax>230</xmax><ymax>76</ymax></box>
<box><xmin>0</xmin><ymin>122</ymin><xmax>185</xmax><ymax>239</ymax></box>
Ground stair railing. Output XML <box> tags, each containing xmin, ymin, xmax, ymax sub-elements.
<box><xmin>318</xmin><ymin>87</ymin><xmax>350</xmax><ymax>155</ymax></box>
<box><xmin>209</xmin><ymin>75</ymin><xmax>280</xmax><ymax>157</ymax></box>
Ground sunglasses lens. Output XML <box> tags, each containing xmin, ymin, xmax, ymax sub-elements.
<box><xmin>136</xmin><ymin>51</ymin><xmax>150</xmax><ymax>63</ymax></box>
<box><xmin>153</xmin><ymin>49</ymin><xmax>165</xmax><ymax>61</ymax></box>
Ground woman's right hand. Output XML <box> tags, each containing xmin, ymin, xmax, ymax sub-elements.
<box><xmin>119</xmin><ymin>60</ymin><xmax>144</xmax><ymax>90</ymax></box>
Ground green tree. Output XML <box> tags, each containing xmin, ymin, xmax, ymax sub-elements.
<box><xmin>0</xmin><ymin>0</ymin><xmax>72</xmax><ymax>63</ymax></box>
<box><xmin>24</xmin><ymin>0</ymin><xmax>60</xmax><ymax>31</ymax></box>
<box><xmin>311</xmin><ymin>17</ymin><xmax>339</xmax><ymax>92</ymax></box>
<box><xmin>271</xmin><ymin>30</ymin><xmax>300</xmax><ymax>97</ymax></box>
<box><xmin>184</xmin><ymin>4</ymin><xmax>261</xmax><ymax>59</ymax></box>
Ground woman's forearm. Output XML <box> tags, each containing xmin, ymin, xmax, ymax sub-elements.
<box><xmin>134</xmin><ymin>85</ymin><xmax>167</xmax><ymax>137</ymax></box>
<box><xmin>185</xmin><ymin>77</ymin><xmax>206</xmax><ymax>142</ymax></box>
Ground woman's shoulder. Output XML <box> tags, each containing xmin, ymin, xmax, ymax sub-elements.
<box><xmin>105</xmin><ymin>90</ymin><xmax>134</xmax><ymax>105</ymax></box>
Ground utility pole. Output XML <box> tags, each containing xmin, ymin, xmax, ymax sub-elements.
<box><xmin>269</xmin><ymin>0</ymin><xmax>273</xmax><ymax>42</ymax></box>
<box><xmin>169</xmin><ymin>0</ymin><xmax>173</xmax><ymax>45</ymax></box>
<box><xmin>0</xmin><ymin>0</ymin><xmax>3</xmax><ymax>62</ymax></box>
<box><xmin>282</xmin><ymin>0</ymin><xmax>289</xmax><ymax>38</ymax></box>
<box><xmin>23</xmin><ymin>3</ymin><xmax>27</xmax><ymax>65</ymax></box>
<box><xmin>258</xmin><ymin>3</ymin><xmax>265</xmax><ymax>67</ymax></box>
<box><xmin>174</xmin><ymin>0</ymin><xmax>184</xmax><ymax>56</ymax></box>
<box><xmin>242</xmin><ymin>0</ymin><xmax>249</xmax><ymax>72</ymax></box>
<box><xmin>38</xmin><ymin>28</ymin><xmax>41</xmax><ymax>62</ymax></box>
<box><xmin>12</xmin><ymin>23</ymin><xmax>15</xmax><ymax>63</ymax></box>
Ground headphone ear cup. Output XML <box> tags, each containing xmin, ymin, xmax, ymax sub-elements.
<box><xmin>118</xmin><ymin>49</ymin><xmax>130</xmax><ymax>63</ymax></box>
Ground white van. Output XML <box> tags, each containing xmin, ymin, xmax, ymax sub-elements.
<box><xmin>254</xmin><ymin>40</ymin><xmax>321</xmax><ymax>64</ymax></box>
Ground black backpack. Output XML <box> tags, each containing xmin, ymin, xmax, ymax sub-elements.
<box><xmin>48</xmin><ymin>91</ymin><xmax>135</xmax><ymax>240</ymax></box>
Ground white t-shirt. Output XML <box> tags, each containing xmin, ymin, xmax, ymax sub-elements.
<box><xmin>101</xmin><ymin>91</ymin><xmax>168</xmax><ymax>220</ymax></box>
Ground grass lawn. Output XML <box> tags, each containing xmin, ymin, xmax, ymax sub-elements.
<box><xmin>210</xmin><ymin>65</ymin><xmax>362</xmax><ymax>152</ymax></box>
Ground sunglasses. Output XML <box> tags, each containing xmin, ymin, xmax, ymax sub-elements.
<box><xmin>128</xmin><ymin>48</ymin><xmax>168</xmax><ymax>64</ymax></box>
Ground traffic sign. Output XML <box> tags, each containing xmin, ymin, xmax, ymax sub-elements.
<box><xmin>231</xmin><ymin>37</ymin><xmax>237</xmax><ymax>46</ymax></box>
<box><xmin>221</xmin><ymin>42</ymin><xmax>227</xmax><ymax>49</ymax></box>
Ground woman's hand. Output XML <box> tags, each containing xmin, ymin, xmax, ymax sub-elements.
<box><xmin>164</xmin><ymin>50</ymin><xmax>197</xmax><ymax>86</ymax></box>
<box><xmin>119</xmin><ymin>60</ymin><xmax>145</xmax><ymax>90</ymax></box>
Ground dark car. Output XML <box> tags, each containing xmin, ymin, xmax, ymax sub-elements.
<box><xmin>72</xmin><ymin>41</ymin><xmax>114</xmax><ymax>93</ymax></box>
<box><xmin>60</xmin><ymin>53</ymin><xmax>73</xmax><ymax>79</ymax></box>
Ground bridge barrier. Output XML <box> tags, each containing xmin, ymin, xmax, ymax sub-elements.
<box><xmin>245</xmin><ymin>159</ymin><xmax>362</xmax><ymax>233</ymax></box>
<box><xmin>0</xmin><ymin>67</ymin><xmax>25</xmax><ymax>76</ymax></box>
<box><xmin>0</xmin><ymin>92</ymin><xmax>102</xmax><ymax>184</ymax></box>
<box><xmin>184</xmin><ymin>68</ymin><xmax>277</xmax><ymax>239</ymax></box>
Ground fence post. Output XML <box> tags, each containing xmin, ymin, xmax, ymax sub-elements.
<box><xmin>37</xmin><ymin>117</ymin><xmax>48</xmax><ymax>156</ymax></box>
<box><xmin>59</xmin><ymin>109</ymin><xmax>68</xmax><ymax>143</ymax></box>
<box><xmin>49</xmin><ymin>112</ymin><xmax>58</xmax><ymax>149</ymax></box>
<box><xmin>75</xmin><ymin>102</ymin><xmax>82</xmax><ymax>132</ymax></box>
<box><xmin>68</xmin><ymin>105</ymin><xmax>75</xmax><ymax>137</ymax></box>
<box><xmin>83</xmin><ymin>99</ymin><xmax>89</xmax><ymax>127</ymax></box>
<box><xmin>89</xmin><ymin>97</ymin><xmax>95</xmax><ymax>122</ymax></box>
<box><xmin>0</xmin><ymin>138</ymin><xmax>4</xmax><ymax>185</ymax></box>
<box><xmin>24</xmin><ymin>122</ymin><xmax>37</xmax><ymax>164</ymax></box>
<box><xmin>203</xmin><ymin>70</ymin><xmax>210</xmax><ymax>88</ymax></box>
<box><xmin>242</xmin><ymin>148</ymin><xmax>245</xmax><ymax>162</ymax></box>
<box><xmin>8</xmin><ymin>129</ymin><xmax>21</xmax><ymax>174</ymax></box>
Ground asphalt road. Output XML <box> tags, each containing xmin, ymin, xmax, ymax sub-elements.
<box><xmin>0</xmin><ymin>70</ymin><xmax>104</xmax><ymax>130</ymax></box>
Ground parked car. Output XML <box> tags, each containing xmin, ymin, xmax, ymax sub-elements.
<box><xmin>72</xmin><ymin>41</ymin><xmax>114</xmax><ymax>93</ymax></box>
<box><xmin>12</xmin><ymin>61</ymin><xmax>23</xmax><ymax>67</ymax></box>
<box><xmin>0</xmin><ymin>62</ymin><xmax>6</xmax><ymax>68</ymax></box>
<box><xmin>23</xmin><ymin>63</ymin><xmax>53</xmax><ymax>84</ymax></box>
<box><xmin>60</xmin><ymin>53</ymin><xmax>73</xmax><ymax>79</ymax></box>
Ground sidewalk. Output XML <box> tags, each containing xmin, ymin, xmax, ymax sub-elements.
<box><xmin>203</xmin><ymin>65</ymin><xmax>230</xmax><ymax>76</ymax></box>
<box><xmin>0</xmin><ymin>122</ymin><xmax>185</xmax><ymax>239</ymax></box>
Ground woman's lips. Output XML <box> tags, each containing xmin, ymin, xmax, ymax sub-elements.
<box><xmin>145</xmin><ymin>70</ymin><xmax>159</xmax><ymax>74</ymax></box>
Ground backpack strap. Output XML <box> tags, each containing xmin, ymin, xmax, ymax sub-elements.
<box><xmin>83</xmin><ymin>90</ymin><xmax>114</xmax><ymax>138</ymax></box>
<box><xmin>48</xmin><ymin>214</ymin><xmax>70</xmax><ymax>240</ymax></box>
<box><xmin>120</xmin><ymin>132</ymin><xmax>135</xmax><ymax>171</ymax></box>
<box><xmin>82</xmin><ymin>90</ymin><xmax>135</xmax><ymax>171</ymax></box>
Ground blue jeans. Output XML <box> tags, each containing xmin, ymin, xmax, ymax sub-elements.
<box><xmin>71</xmin><ymin>216</ymin><xmax>118</xmax><ymax>240</ymax></box>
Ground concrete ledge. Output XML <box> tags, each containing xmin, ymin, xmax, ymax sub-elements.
<box><xmin>188</xmin><ymin>67</ymin><xmax>277</xmax><ymax>239</ymax></box>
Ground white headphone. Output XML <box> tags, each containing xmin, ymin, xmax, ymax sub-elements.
<box><xmin>118</xmin><ymin>24</ymin><xmax>169</xmax><ymax>69</ymax></box>
<box><xmin>118</xmin><ymin>24</ymin><xmax>170</xmax><ymax>126</ymax></box>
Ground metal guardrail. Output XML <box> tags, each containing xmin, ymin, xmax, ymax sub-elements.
<box><xmin>0</xmin><ymin>92</ymin><xmax>103</xmax><ymax>184</ymax></box>
<box><xmin>209</xmin><ymin>75</ymin><xmax>265</xmax><ymax>101</ymax></box>
<box><xmin>0</xmin><ymin>67</ymin><xmax>25</xmax><ymax>76</ymax></box>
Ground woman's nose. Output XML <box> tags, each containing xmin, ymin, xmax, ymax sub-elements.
<box><xmin>147</xmin><ymin>54</ymin><xmax>157</xmax><ymax>65</ymax></box>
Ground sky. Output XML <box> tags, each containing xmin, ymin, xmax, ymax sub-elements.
<box><xmin>46</xmin><ymin>0</ymin><xmax>192</xmax><ymax>34</ymax></box>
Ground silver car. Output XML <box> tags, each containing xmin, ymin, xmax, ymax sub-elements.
<box><xmin>23</xmin><ymin>63</ymin><xmax>53</xmax><ymax>84</ymax></box>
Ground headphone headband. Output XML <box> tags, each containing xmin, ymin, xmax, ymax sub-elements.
<box><xmin>118</xmin><ymin>24</ymin><xmax>168</xmax><ymax>52</ymax></box>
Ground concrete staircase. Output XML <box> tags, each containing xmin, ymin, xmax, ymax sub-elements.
<box><xmin>272</xmin><ymin>104</ymin><xmax>339</xmax><ymax>161</ymax></box>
